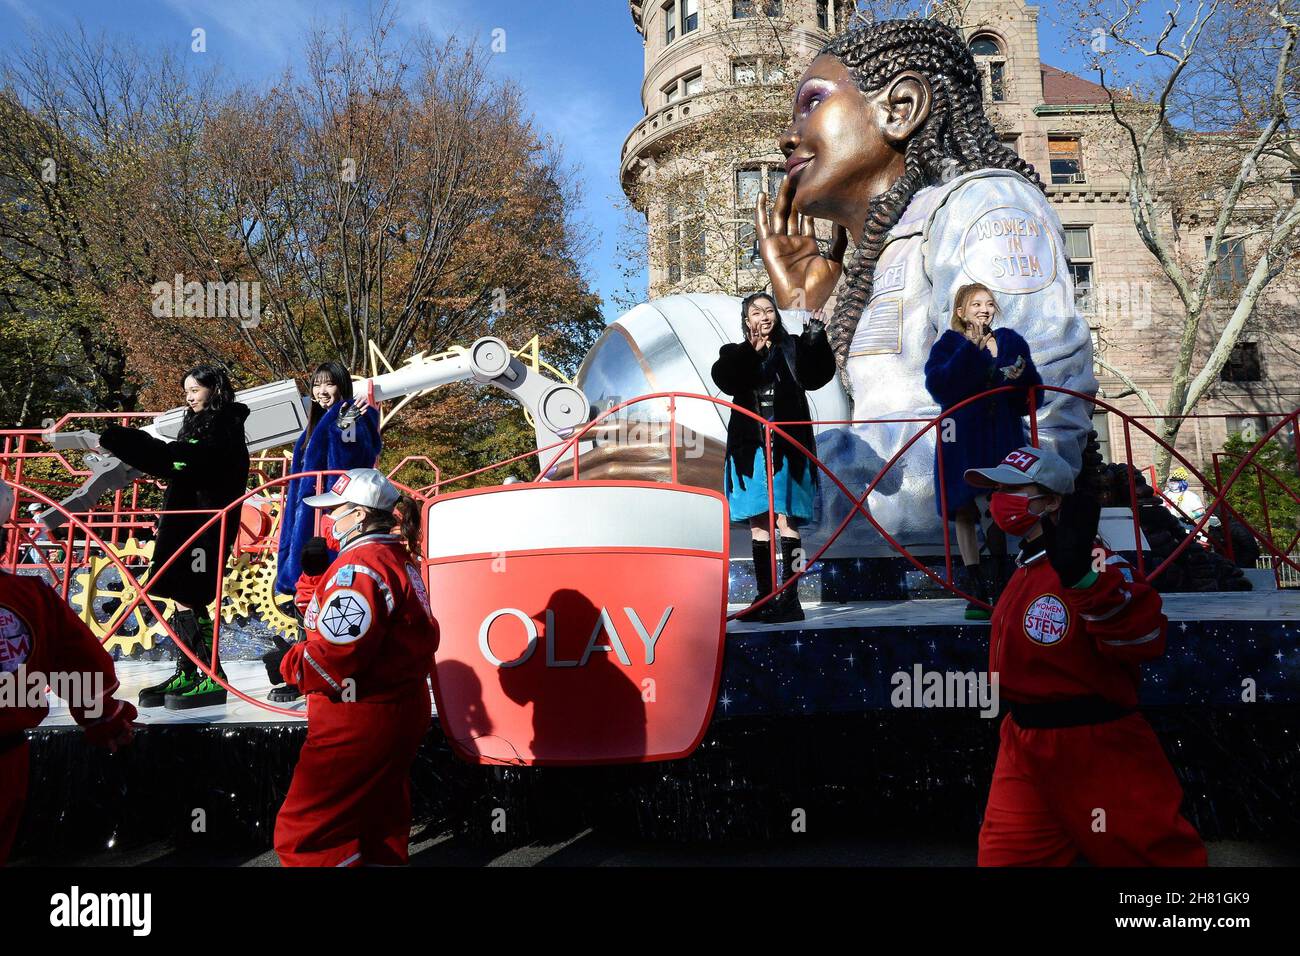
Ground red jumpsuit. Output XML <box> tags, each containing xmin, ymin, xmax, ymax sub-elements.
<box><xmin>1</xmin><ymin>571</ymin><xmax>134</xmax><ymax>865</ymax></box>
<box><xmin>978</xmin><ymin>540</ymin><xmax>1207</xmax><ymax>867</ymax></box>
<box><xmin>274</xmin><ymin>532</ymin><xmax>438</xmax><ymax>867</ymax></box>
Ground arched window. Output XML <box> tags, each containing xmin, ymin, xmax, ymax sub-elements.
<box><xmin>968</xmin><ymin>33</ymin><xmax>1007</xmax><ymax>103</ymax></box>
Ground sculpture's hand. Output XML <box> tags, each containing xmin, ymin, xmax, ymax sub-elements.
<box><xmin>755</xmin><ymin>174</ymin><xmax>848</xmax><ymax>312</ymax></box>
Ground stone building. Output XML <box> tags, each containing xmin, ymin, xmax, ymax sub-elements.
<box><xmin>621</xmin><ymin>0</ymin><xmax>1300</xmax><ymax>488</ymax></box>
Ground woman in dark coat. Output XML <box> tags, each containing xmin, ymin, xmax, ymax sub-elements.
<box><xmin>98</xmin><ymin>365</ymin><xmax>251</xmax><ymax>709</ymax></box>
<box><xmin>711</xmin><ymin>292</ymin><xmax>835</xmax><ymax>623</ymax></box>
<box><xmin>924</xmin><ymin>283</ymin><xmax>1041</xmax><ymax>619</ymax></box>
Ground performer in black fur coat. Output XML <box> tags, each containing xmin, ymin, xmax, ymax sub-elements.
<box><xmin>712</xmin><ymin>292</ymin><xmax>835</xmax><ymax>623</ymax></box>
<box><xmin>99</xmin><ymin>365</ymin><xmax>251</xmax><ymax>709</ymax></box>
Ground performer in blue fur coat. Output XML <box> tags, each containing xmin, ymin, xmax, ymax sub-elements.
<box><xmin>275</xmin><ymin>362</ymin><xmax>382</xmax><ymax>596</ymax></box>
<box><xmin>924</xmin><ymin>283</ymin><xmax>1041</xmax><ymax>619</ymax></box>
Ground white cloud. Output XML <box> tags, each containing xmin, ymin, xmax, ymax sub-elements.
<box><xmin>162</xmin><ymin>0</ymin><xmax>336</xmax><ymax>60</ymax></box>
<box><xmin>1</xmin><ymin>0</ymin><xmax>62</xmax><ymax>30</ymax></box>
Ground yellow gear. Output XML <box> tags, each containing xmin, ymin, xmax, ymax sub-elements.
<box><xmin>67</xmin><ymin>538</ymin><xmax>179</xmax><ymax>656</ymax></box>
<box><xmin>220</xmin><ymin>551</ymin><xmax>262</xmax><ymax>622</ymax></box>
<box><xmin>247</xmin><ymin>552</ymin><xmax>302</xmax><ymax>641</ymax></box>
<box><xmin>65</xmin><ymin>500</ymin><xmax>307</xmax><ymax>655</ymax></box>
<box><xmin>68</xmin><ymin>537</ymin><xmax>261</xmax><ymax>656</ymax></box>
<box><xmin>243</xmin><ymin>500</ymin><xmax>301</xmax><ymax>640</ymax></box>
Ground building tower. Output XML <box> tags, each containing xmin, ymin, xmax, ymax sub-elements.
<box><xmin>623</xmin><ymin>1</ymin><xmax>854</xmax><ymax>295</ymax></box>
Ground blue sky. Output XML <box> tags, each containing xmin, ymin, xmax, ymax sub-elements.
<box><xmin>0</xmin><ymin>1</ymin><xmax>1097</xmax><ymax>325</ymax></box>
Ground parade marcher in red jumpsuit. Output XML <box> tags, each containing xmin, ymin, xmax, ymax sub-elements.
<box><xmin>965</xmin><ymin>446</ymin><xmax>1206</xmax><ymax>867</ymax></box>
<box><xmin>265</xmin><ymin>468</ymin><xmax>437</xmax><ymax>867</ymax></box>
<box><xmin>0</xmin><ymin>482</ymin><xmax>136</xmax><ymax>865</ymax></box>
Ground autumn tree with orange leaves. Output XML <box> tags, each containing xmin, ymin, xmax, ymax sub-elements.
<box><xmin>0</xmin><ymin>12</ymin><xmax>601</xmax><ymax>484</ymax></box>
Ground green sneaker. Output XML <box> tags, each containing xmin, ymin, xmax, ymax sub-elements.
<box><xmin>139</xmin><ymin>666</ymin><xmax>199</xmax><ymax>708</ymax></box>
<box><xmin>164</xmin><ymin>671</ymin><xmax>228</xmax><ymax>710</ymax></box>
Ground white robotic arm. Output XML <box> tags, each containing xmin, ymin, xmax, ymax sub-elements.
<box><xmin>38</xmin><ymin>337</ymin><xmax>588</xmax><ymax>530</ymax></box>
<box><xmin>357</xmin><ymin>337</ymin><xmax>589</xmax><ymax>451</ymax></box>
<box><xmin>39</xmin><ymin>378</ymin><xmax>309</xmax><ymax>531</ymax></box>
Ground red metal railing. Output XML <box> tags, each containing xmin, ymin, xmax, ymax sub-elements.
<box><xmin>0</xmin><ymin>469</ymin><xmax>428</xmax><ymax>717</ymax></box>
<box><xmin>2</xmin><ymin>385</ymin><xmax>1297</xmax><ymax>715</ymax></box>
<box><xmin>531</xmin><ymin>384</ymin><xmax>1300</xmax><ymax>620</ymax></box>
<box><xmin>1211</xmin><ymin>448</ymin><xmax>1300</xmax><ymax>587</ymax></box>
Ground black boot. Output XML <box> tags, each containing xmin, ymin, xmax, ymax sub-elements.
<box><xmin>268</xmin><ymin>684</ymin><xmax>303</xmax><ymax>703</ymax></box>
<box><xmin>139</xmin><ymin>608</ymin><xmax>201</xmax><ymax>707</ymax></box>
<box><xmin>736</xmin><ymin>539</ymin><xmax>773</xmax><ymax>622</ymax></box>
<box><xmin>763</xmin><ymin>536</ymin><xmax>806</xmax><ymax>624</ymax></box>
<box><xmin>165</xmin><ymin>611</ymin><xmax>227</xmax><ymax>710</ymax></box>
<box><xmin>959</xmin><ymin>564</ymin><xmax>992</xmax><ymax>621</ymax></box>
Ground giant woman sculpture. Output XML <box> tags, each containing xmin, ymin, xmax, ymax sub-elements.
<box><xmin>756</xmin><ymin>18</ymin><xmax>1096</xmax><ymax>544</ymax></box>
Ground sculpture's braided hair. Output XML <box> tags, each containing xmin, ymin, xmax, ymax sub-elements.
<box><xmin>818</xmin><ymin>19</ymin><xmax>1044</xmax><ymax>382</ymax></box>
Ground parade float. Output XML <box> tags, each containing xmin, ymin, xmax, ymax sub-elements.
<box><xmin>3</xmin><ymin>15</ymin><xmax>1298</xmax><ymax>858</ymax></box>
<box><xmin>2</xmin><ymin>308</ymin><xmax>1297</xmax><ymax>855</ymax></box>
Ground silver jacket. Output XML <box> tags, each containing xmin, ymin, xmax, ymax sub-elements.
<box><xmin>789</xmin><ymin>168</ymin><xmax>1098</xmax><ymax>547</ymax></box>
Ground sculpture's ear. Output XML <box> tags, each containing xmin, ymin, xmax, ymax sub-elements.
<box><xmin>881</xmin><ymin>71</ymin><xmax>932</xmax><ymax>146</ymax></box>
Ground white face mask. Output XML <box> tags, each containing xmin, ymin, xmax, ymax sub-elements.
<box><xmin>330</xmin><ymin>505</ymin><xmax>366</xmax><ymax>546</ymax></box>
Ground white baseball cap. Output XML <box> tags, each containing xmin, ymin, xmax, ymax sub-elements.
<box><xmin>303</xmin><ymin>468</ymin><xmax>400</xmax><ymax>511</ymax></box>
<box><xmin>965</xmin><ymin>445</ymin><xmax>1075</xmax><ymax>495</ymax></box>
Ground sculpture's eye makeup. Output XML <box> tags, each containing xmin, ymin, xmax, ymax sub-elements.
<box><xmin>796</xmin><ymin>79</ymin><xmax>832</xmax><ymax>117</ymax></box>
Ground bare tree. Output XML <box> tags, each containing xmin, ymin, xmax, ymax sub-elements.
<box><xmin>1064</xmin><ymin>0</ymin><xmax>1300</xmax><ymax>476</ymax></box>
